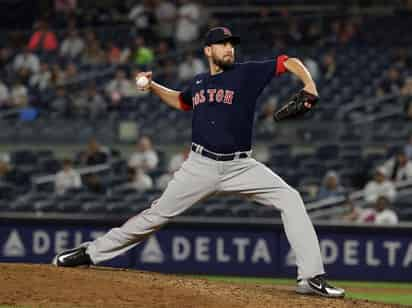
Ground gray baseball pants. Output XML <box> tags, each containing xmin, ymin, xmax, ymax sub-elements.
<box><xmin>86</xmin><ymin>150</ymin><xmax>325</xmax><ymax>279</ymax></box>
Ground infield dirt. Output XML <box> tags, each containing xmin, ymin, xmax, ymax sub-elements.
<box><xmin>0</xmin><ymin>263</ymin><xmax>405</xmax><ymax>308</ymax></box>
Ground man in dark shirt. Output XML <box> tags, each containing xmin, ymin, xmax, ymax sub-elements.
<box><xmin>54</xmin><ymin>27</ymin><xmax>344</xmax><ymax>298</ymax></box>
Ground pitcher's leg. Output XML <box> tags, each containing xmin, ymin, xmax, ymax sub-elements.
<box><xmin>86</xmin><ymin>155</ymin><xmax>218</xmax><ymax>264</ymax></box>
<box><xmin>220</xmin><ymin>159</ymin><xmax>324</xmax><ymax>279</ymax></box>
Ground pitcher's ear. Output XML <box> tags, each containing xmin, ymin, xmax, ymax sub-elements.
<box><xmin>204</xmin><ymin>46</ymin><xmax>211</xmax><ymax>57</ymax></box>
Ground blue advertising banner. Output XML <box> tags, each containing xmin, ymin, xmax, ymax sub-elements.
<box><xmin>0</xmin><ymin>220</ymin><xmax>411</xmax><ymax>281</ymax></box>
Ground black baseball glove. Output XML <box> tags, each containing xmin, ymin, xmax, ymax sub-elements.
<box><xmin>273</xmin><ymin>90</ymin><xmax>319</xmax><ymax>121</ymax></box>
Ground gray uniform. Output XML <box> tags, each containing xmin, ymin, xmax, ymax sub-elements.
<box><xmin>86</xmin><ymin>145</ymin><xmax>324</xmax><ymax>280</ymax></box>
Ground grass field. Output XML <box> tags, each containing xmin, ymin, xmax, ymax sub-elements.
<box><xmin>198</xmin><ymin>276</ymin><xmax>412</xmax><ymax>306</ymax></box>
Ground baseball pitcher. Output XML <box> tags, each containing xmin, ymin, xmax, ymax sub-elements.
<box><xmin>54</xmin><ymin>27</ymin><xmax>344</xmax><ymax>298</ymax></box>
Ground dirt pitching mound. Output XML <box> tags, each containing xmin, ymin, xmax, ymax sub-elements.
<box><xmin>0</xmin><ymin>263</ymin><xmax>401</xmax><ymax>308</ymax></box>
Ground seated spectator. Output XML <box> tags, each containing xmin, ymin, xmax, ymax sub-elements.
<box><xmin>154</xmin><ymin>0</ymin><xmax>176</xmax><ymax>42</ymax></box>
<box><xmin>81</xmin><ymin>40</ymin><xmax>105</xmax><ymax>65</ymax></box>
<box><xmin>128</xmin><ymin>0</ymin><xmax>155</xmax><ymax>41</ymax></box>
<box><xmin>27</xmin><ymin>20</ymin><xmax>58</xmax><ymax>53</ymax></box>
<box><xmin>60</xmin><ymin>29</ymin><xmax>85</xmax><ymax>59</ymax></box>
<box><xmin>175</xmin><ymin>0</ymin><xmax>201</xmax><ymax>46</ymax></box>
<box><xmin>13</xmin><ymin>48</ymin><xmax>40</xmax><ymax>80</ymax></box>
<box><xmin>404</xmin><ymin>134</ymin><xmax>412</xmax><ymax>160</ymax></box>
<box><xmin>342</xmin><ymin>199</ymin><xmax>376</xmax><ymax>223</ymax></box>
<box><xmin>106</xmin><ymin>41</ymin><xmax>122</xmax><ymax>64</ymax></box>
<box><xmin>363</xmin><ymin>167</ymin><xmax>397</xmax><ymax>204</ymax></box>
<box><xmin>60</xmin><ymin>62</ymin><xmax>78</xmax><ymax>85</ymax></box>
<box><xmin>10</xmin><ymin>79</ymin><xmax>28</xmax><ymax>107</ymax></box>
<box><xmin>73</xmin><ymin>84</ymin><xmax>107</xmax><ymax>119</ymax></box>
<box><xmin>316</xmin><ymin>170</ymin><xmax>346</xmax><ymax>200</ymax></box>
<box><xmin>0</xmin><ymin>81</ymin><xmax>10</xmax><ymax>107</ymax></box>
<box><xmin>379</xmin><ymin>149</ymin><xmax>412</xmax><ymax>181</ymax></box>
<box><xmin>303</xmin><ymin>57</ymin><xmax>320</xmax><ymax>81</ymax></box>
<box><xmin>55</xmin><ymin>158</ymin><xmax>82</xmax><ymax>195</ymax></box>
<box><xmin>156</xmin><ymin>147</ymin><xmax>190</xmax><ymax>190</ymax></box>
<box><xmin>124</xmin><ymin>36</ymin><xmax>154</xmax><ymax>66</ymax></box>
<box><xmin>256</xmin><ymin>96</ymin><xmax>278</xmax><ymax>136</ymax></box>
<box><xmin>124</xmin><ymin>167</ymin><xmax>153</xmax><ymax>192</ymax></box>
<box><xmin>178</xmin><ymin>52</ymin><xmax>206</xmax><ymax>82</ymax></box>
<box><xmin>376</xmin><ymin>67</ymin><xmax>403</xmax><ymax>97</ymax></box>
<box><xmin>0</xmin><ymin>160</ymin><xmax>15</xmax><ymax>185</ymax></box>
<box><xmin>80</xmin><ymin>138</ymin><xmax>109</xmax><ymax>166</ymax></box>
<box><xmin>401</xmin><ymin>76</ymin><xmax>412</xmax><ymax>96</ymax></box>
<box><xmin>50</xmin><ymin>64</ymin><xmax>65</xmax><ymax>87</ymax></box>
<box><xmin>50</xmin><ymin>86</ymin><xmax>72</xmax><ymax>117</ymax></box>
<box><xmin>320</xmin><ymin>52</ymin><xmax>336</xmax><ymax>81</ymax></box>
<box><xmin>374</xmin><ymin>196</ymin><xmax>399</xmax><ymax>225</ymax></box>
<box><xmin>128</xmin><ymin>136</ymin><xmax>159</xmax><ymax>172</ymax></box>
<box><xmin>105</xmin><ymin>69</ymin><xmax>135</xmax><ymax>105</ymax></box>
<box><xmin>29</xmin><ymin>62</ymin><xmax>52</xmax><ymax>91</ymax></box>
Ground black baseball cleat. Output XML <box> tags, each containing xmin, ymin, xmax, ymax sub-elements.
<box><xmin>296</xmin><ymin>275</ymin><xmax>345</xmax><ymax>298</ymax></box>
<box><xmin>52</xmin><ymin>247</ymin><xmax>93</xmax><ymax>267</ymax></box>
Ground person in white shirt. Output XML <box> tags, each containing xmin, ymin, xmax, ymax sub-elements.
<box><xmin>175</xmin><ymin>0</ymin><xmax>201</xmax><ymax>45</ymax></box>
<box><xmin>60</xmin><ymin>29</ymin><xmax>85</xmax><ymax>59</ymax></box>
<box><xmin>105</xmin><ymin>69</ymin><xmax>135</xmax><ymax>105</ymax></box>
<box><xmin>29</xmin><ymin>62</ymin><xmax>52</xmax><ymax>90</ymax></box>
<box><xmin>154</xmin><ymin>0</ymin><xmax>176</xmax><ymax>40</ymax></box>
<box><xmin>374</xmin><ymin>196</ymin><xmax>399</xmax><ymax>225</ymax></box>
<box><xmin>10</xmin><ymin>80</ymin><xmax>28</xmax><ymax>107</ymax></box>
<box><xmin>13</xmin><ymin>48</ymin><xmax>40</xmax><ymax>75</ymax></box>
<box><xmin>55</xmin><ymin>158</ymin><xmax>82</xmax><ymax>195</ymax></box>
<box><xmin>128</xmin><ymin>136</ymin><xmax>159</xmax><ymax>172</ymax></box>
<box><xmin>126</xmin><ymin>167</ymin><xmax>153</xmax><ymax>192</ymax></box>
<box><xmin>380</xmin><ymin>150</ymin><xmax>412</xmax><ymax>182</ymax></box>
<box><xmin>178</xmin><ymin>52</ymin><xmax>206</xmax><ymax>81</ymax></box>
<box><xmin>364</xmin><ymin>167</ymin><xmax>397</xmax><ymax>204</ymax></box>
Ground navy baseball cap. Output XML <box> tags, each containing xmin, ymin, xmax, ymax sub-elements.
<box><xmin>204</xmin><ymin>27</ymin><xmax>240</xmax><ymax>46</ymax></box>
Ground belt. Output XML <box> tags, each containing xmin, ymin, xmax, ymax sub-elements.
<box><xmin>191</xmin><ymin>143</ymin><xmax>251</xmax><ymax>161</ymax></box>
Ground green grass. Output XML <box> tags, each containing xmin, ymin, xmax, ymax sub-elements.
<box><xmin>193</xmin><ymin>275</ymin><xmax>412</xmax><ymax>306</ymax></box>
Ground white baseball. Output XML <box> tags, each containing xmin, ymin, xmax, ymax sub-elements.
<box><xmin>136</xmin><ymin>76</ymin><xmax>149</xmax><ymax>88</ymax></box>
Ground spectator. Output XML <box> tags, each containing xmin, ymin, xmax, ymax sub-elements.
<box><xmin>320</xmin><ymin>52</ymin><xmax>336</xmax><ymax>81</ymax></box>
<box><xmin>128</xmin><ymin>0</ymin><xmax>155</xmax><ymax>41</ymax></box>
<box><xmin>286</xmin><ymin>20</ymin><xmax>303</xmax><ymax>45</ymax></box>
<box><xmin>363</xmin><ymin>167</ymin><xmax>397</xmax><ymax>204</ymax></box>
<box><xmin>73</xmin><ymin>84</ymin><xmax>107</xmax><ymax>119</ymax></box>
<box><xmin>154</xmin><ymin>0</ymin><xmax>177</xmax><ymax>42</ymax></box>
<box><xmin>376</xmin><ymin>67</ymin><xmax>403</xmax><ymax>97</ymax></box>
<box><xmin>55</xmin><ymin>0</ymin><xmax>77</xmax><ymax>13</ymax></box>
<box><xmin>80</xmin><ymin>138</ymin><xmax>109</xmax><ymax>166</ymax></box>
<box><xmin>303</xmin><ymin>56</ymin><xmax>320</xmax><ymax>81</ymax></box>
<box><xmin>10</xmin><ymin>79</ymin><xmax>28</xmax><ymax>107</ymax></box>
<box><xmin>60</xmin><ymin>62</ymin><xmax>78</xmax><ymax>85</ymax></box>
<box><xmin>106</xmin><ymin>41</ymin><xmax>122</xmax><ymax>64</ymax></box>
<box><xmin>256</xmin><ymin>96</ymin><xmax>278</xmax><ymax>136</ymax></box>
<box><xmin>131</xmin><ymin>36</ymin><xmax>154</xmax><ymax>66</ymax></box>
<box><xmin>124</xmin><ymin>167</ymin><xmax>153</xmax><ymax>192</ymax></box>
<box><xmin>175</xmin><ymin>0</ymin><xmax>201</xmax><ymax>46</ymax></box>
<box><xmin>401</xmin><ymin>76</ymin><xmax>412</xmax><ymax>96</ymax></box>
<box><xmin>50</xmin><ymin>64</ymin><xmax>65</xmax><ymax>87</ymax></box>
<box><xmin>380</xmin><ymin>150</ymin><xmax>412</xmax><ymax>181</ymax></box>
<box><xmin>55</xmin><ymin>158</ymin><xmax>82</xmax><ymax>195</ymax></box>
<box><xmin>156</xmin><ymin>147</ymin><xmax>189</xmax><ymax>190</ymax></box>
<box><xmin>0</xmin><ymin>160</ymin><xmax>16</xmax><ymax>185</ymax></box>
<box><xmin>374</xmin><ymin>196</ymin><xmax>399</xmax><ymax>225</ymax></box>
<box><xmin>13</xmin><ymin>48</ymin><xmax>40</xmax><ymax>79</ymax></box>
<box><xmin>27</xmin><ymin>20</ymin><xmax>58</xmax><ymax>53</ymax></box>
<box><xmin>81</xmin><ymin>40</ymin><xmax>106</xmax><ymax>65</ymax></box>
<box><xmin>316</xmin><ymin>170</ymin><xmax>346</xmax><ymax>200</ymax></box>
<box><xmin>105</xmin><ymin>69</ymin><xmax>135</xmax><ymax>105</ymax></box>
<box><xmin>178</xmin><ymin>52</ymin><xmax>206</xmax><ymax>82</ymax></box>
<box><xmin>0</xmin><ymin>81</ymin><xmax>10</xmax><ymax>107</ymax></box>
<box><xmin>29</xmin><ymin>62</ymin><xmax>52</xmax><ymax>91</ymax></box>
<box><xmin>50</xmin><ymin>86</ymin><xmax>72</xmax><ymax>117</ymax></box>
<box><xmin>404</xmin><ymin>134</ymin><xmax>412</xmax><ymax>160</ymax></box>
<box><xmin>155</xmin><ymin>40</ymin><xmax>171</xmax><ymax>65</ymax></box>
<box><xmin>128</xmin><ymin>136</ymin><xmax>159</xmax><ymax>172</ymax></box>
<box><xmin>60</xmin><ymin>29</ymin><xmax>85</xmax><ymax>59</ymax></box>
<box><xmin>0</xmin><ymin>46</ymin><xmax>13</xmax><ymax>72</ymax></box>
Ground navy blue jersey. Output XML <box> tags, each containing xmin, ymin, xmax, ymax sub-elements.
<box><xmin>179</xmin><ymin>55</ymin><xmax>288</xmax><ymax>154</ymax></box>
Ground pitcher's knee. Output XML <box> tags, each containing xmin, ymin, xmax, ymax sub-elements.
<box><xmin>277</xmin><ymin>187</ymin><xmax>306</xmax><ymax>211</ymax></box>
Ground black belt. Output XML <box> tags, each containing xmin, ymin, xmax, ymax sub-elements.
<box><xmin>191</xmin><ymin>144</ymin><xmax>250</xmax><ymax>161</ymax></box>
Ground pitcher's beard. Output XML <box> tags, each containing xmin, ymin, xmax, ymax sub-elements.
<box><xmin>214</xmin><ymin>57</ymin><xmax>234</xmax><ymax>71</ymax></box>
